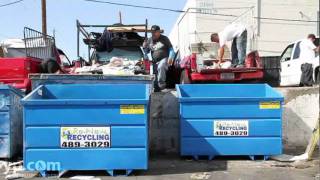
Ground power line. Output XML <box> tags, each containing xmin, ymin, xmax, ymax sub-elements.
<box><xmin>84</xmin><ymin>0</ymin><xmax>184</xmax><ymax>13</ymax></box>
<box><xmin>83</xmin><ymin>0</ymin><xmax>237</xmax><ymax>17</ymax></box>
<box><xmin>0</xmin><ymin>0</ymin><xmax>24</xmax><ymax>8</ymax></box>
<box><xmin>83</xmin><ymin>0</ymin><xmax>319</xmax><ymax>23</ymax></box>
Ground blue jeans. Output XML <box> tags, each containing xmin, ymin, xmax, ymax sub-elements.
<box><xmin>153</xmin><ymin>58</ymin><xmax>168</xmax><ymax>91</ymax></box>
<box><xmin>231</xmin><ymin>30</ymin><xmax>247</xmax><ymax>66</ymax></box>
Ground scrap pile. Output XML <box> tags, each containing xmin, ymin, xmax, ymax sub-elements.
<box><xmin>75</xmin><ymin>23</ymin><xmax>147</xmax><ymax>75</ymax></box>
<box><xmin>190</xmin><ymin>42</ymin><xmax>232</xmax><ymax>70</ymax></box>
<box><xmin>75</xmin><ymin>57</ymin><xmax>144</xmax><ymax>75</ymax></box>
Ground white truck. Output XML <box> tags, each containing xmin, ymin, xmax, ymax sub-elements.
<box><xmin>280</xmin><ymin>38</ymin><xmax>319</xmax><ymax>86</ymax></box>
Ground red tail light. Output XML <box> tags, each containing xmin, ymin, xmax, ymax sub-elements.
<box><xmin>190</xmin><ymin>53</ymin><xmax>197</xmax><ymax>72</ymax></box>
<box><xmin>143</xmin><ymin>59</ymin><xmax>150</xmax><ymax>75</ymax></box>
<box><xmin>245</xmin><ymin>51</ymin><xmax>262</xmax><ymax>68</ymax></box>
<box><xmin>25</xmin><ymin>61</ymin><xmax>31</xmax><ymax>71</ymax></box>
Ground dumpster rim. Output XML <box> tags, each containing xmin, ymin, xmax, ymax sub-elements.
<box><xmin>0</xmin><ymin>85</ymin><xmax>24</xmax><ymax>97</ymax></box>
<box><xmin>178</xmin><ymin>97</ymin><xmax>284</xmax><ymax>103</ymax></box>
<box><xmin>176</xmin><ymin>83</ymin><xmax>284</xmax><ymax>100</ymax></box>
<box><xmin>21</xmin><ymin>84</ymin><xmax>150</xmax><ymax>106</ymax></box>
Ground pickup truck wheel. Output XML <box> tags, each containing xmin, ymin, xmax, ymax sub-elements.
<box><xmin>180</xmin><ymin>69</ymin><xmax>190</xmax><ymax>84</ymax></box>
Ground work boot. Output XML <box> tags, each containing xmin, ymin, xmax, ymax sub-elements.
<box><xmin>160</xmin><ymin>89</ymin><xmax>171</xmax><ymax>93</ymax></box>
<box><xmin>236</xmin><ymin>64</ymin><xmax>245</xmax><ymax>68</ymax></box>
<box><xmin>231</xmin><ymin>64</ymin><xmax>237</xmax><ymax>68</ymax></box>
<box><xmin>158</xmin><ymin>83</ymin><xmax>166</xmax><ymax>90</ymax></box>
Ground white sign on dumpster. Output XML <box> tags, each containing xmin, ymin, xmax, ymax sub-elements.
<box><xmin>213</xmin><ymin>120</ymin><xmax>249</xmax><ymax>136</ymax></box>
<box><xmin>60</xmin><ymin>127</ymin><xmax>110</xmax><ymax>148</ymax></box>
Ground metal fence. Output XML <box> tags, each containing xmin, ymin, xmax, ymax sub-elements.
<box><xmin>23</xmin><ymin>27</ymin><xmax>55</xmax><ymax>60</ymax></box>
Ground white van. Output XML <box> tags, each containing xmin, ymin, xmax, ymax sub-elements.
<box><xmin>280</xmin><ymin>38</ymin><xmax>319</xmax><ymax>86</ymax></box>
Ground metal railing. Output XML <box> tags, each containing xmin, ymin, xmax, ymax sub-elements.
<box><xmin>76</xmin><ymin>19</ymin><xmax>150</xmax><ymax>62</ymax></box>
<box><xmin>23</xmin><ymin>27</ymin><xmax>56</xmax><ymax>60</ymax></box>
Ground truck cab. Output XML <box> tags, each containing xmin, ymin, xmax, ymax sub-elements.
<box><xmin>280</xmin><ymin>38</ymin><xmax>319</xmax><ymax>86</ymax></box>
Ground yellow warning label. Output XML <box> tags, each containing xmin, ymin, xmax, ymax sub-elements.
<box><xmin>120</xmin><ymin>105</ymin><xmax>145</xmax><ymax>114</ymax></box>
<box><xmin>259</xmin><ymin>101</ymin><xmax>280</xmax><ymax>109</ymax></box>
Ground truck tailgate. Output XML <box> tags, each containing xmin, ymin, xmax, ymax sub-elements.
<box><xmin>199</xmin><ymin>67</ymin><xmax>262</xmax><ymax>74</ymax></box>
<box><xmin>0</xmin><ymin>58</ymin><xmax>28</xmax><ymax>79</ymax></box>
<box><xmin>191</xmin><ymin>67</ymin><xmax>264</xmax><ymax>82</ymax></box>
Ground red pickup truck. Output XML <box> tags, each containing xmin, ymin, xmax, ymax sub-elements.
<box><xmin>0</xmin><ymin>57</ymin><xmax>42</xmax><ymax>92</ymax></box>
<box><xmin>0</xmin><ymin>28</ymin><xmax>77</xmax><ymax>92</ymax></box>
<box><xmin>179</xmin><ymin>43</ymin><xmax>264</xmax><ymax>84</ymax></box>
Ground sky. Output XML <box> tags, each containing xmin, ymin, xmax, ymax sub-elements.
<box><xmin>0</xmin><ymin>0</ymin><xmax>186</xmax><ymax>60</ymax></box>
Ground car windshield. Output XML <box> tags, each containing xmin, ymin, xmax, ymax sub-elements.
<box><xmin>95</xmin><ymin>46</ymin><xmax>143</xmax><ymax>62</ymax></box>
<box><xmin>280</xmin><ymin>44</ymin><xmax>294</xmax><ymax>62</ymax></box>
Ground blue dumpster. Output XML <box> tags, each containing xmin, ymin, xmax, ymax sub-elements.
<box><xmin>22</xmin><ymin>84</ymin><xmax>150</xmax><ymax>176</ymax></box>
<box><xmin>177</xmin><ymin>84</ymin><xmax>284</xmax><ymax>160</ymax></box>
<box><xmin>0</xmin><ymin>85</ymin><xmax>23</xmax><ymax>158</ymax></box>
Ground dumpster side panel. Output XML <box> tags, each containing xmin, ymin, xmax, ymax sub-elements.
<box><xmin>0</xmin><ymin>112</ymin><xmax>10</xmax><ymax>133</ymax></box>
<box><xmin>181</xmin><ymin>119</ymin><xmax>282</xmax><ymax>137</ymax></box>
<box><xmin>180</xmin><ymin>101</ymin><xmax>282</xmax><ymax>119</ymax></box>
<box><xmin>177</xmin><ymin>84</ymin><xmax>283</xmax><ymax>158</ymax></box>
<box><xmin>25</xmin><ymin>148</ymin><xmax>148</xmax><ymax>170</ymax></box>
<box><xmin>23</xmin><ymin>84</ymin><xmax>149</xmax><ymax>174</ymax></box>
<box><xmin>24</xmin><ymin>105</ymin><xmax>147</xmax><ymax>125</ymax></box>
<box><xmin>181</xmin><ymin>137</ymin><xmax>282</xmax><ymax>155</ymax></box>
<box><xmin>0</xmin><ymin>86</ymin><xmax>23</xmax><ymax>158</ymax></box>
<box><xmin>10</xmin><ymin>90</ymin><xmax>23</xmax><ymax>158</ymax></box>
<box><xmin>25</xmin><ymin>126</ymin><xmax>147</xmax><ymax>148</ymax></box>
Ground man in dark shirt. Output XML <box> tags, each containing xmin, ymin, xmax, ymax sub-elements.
<box><xmin>143</xmin><ymin>25</ymin><xmax>175</xmax><ymax>91</ymax></box>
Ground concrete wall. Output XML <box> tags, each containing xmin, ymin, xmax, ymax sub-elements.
<box><xmin>276</xmin><ymin>86</ymin><xmax>319</xmax><ymax>149</ymax></box>
<box><xmin>149</xmin><ymin>86</ymin><xmax>319</xmax><ymax>155</ymax></box>
<box><xmin>149</xmin><ymin>91</ymin><xmax>180</xmax><ymax>154</ymax></box>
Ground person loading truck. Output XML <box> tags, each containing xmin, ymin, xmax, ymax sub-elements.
<box><xmin>143</xmin><ymin>25</ymin><xmax>175</xmax><ymax>92</ymax></box>
<box><xmin>299</xmin><ymin>34</ymin><xmax>320</xmax><ymax>86</ymax></box>
<box><xmin>210</xmin><ymin>23</ymin><xmax>247</xmax><ymax>68</ymax></box>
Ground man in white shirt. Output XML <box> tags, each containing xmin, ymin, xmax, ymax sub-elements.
<box><xmin>300</xmin><ymin>34</ymin><xmax>319</xmax><ymax>63</ymax></box>
<box><xmin>299</xmin><ymin>34</ymin><xmax>319</xmax><ymax>86</ymax></box>
<box><xmin>211</xmin><ymin>23</ymin><xmax>247</xmax><ymax>68</ymax></box>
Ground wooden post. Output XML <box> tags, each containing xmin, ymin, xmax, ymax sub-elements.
<box><xmin>41</xmin><ymin>0</ymin><xmax>47</xmax><ymax>35</ymax></box>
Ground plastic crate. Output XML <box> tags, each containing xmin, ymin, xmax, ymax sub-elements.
<box><xmin>177</xmin><ymin>84</ymin><xmax>283</xmax><ymax>160</ymax></box>
<box><xmin>0</xmin><ymin>85</ymin><xmax>23</xmax><ymax>159</ymax></box>
<box><xmin>22</xmin><ymin>84</ymin><xmax>150</xmax><ymax>176</ymax></box>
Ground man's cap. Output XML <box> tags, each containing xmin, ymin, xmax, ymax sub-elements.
<box><xmin>151</xmin><ymin>25</ymin><xmax>160</xmax><ymax>32</ymax></box>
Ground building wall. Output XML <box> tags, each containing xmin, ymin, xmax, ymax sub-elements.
<box><xmin>169</xmin><ymin>0</ymin><xmax>319</xmax><ymax>57</ymax></box>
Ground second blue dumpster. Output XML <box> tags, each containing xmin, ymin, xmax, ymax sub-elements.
<box><xmin>22</xmin><ymin>84</ymin><xmax>150</xmax><ymax>176</ymax></box>
<box><xmin>0</xmin><ymin>85</ymin><xmax>23</xmax><ymax>158</ymax></box>
<box><xmin>177</xmin><ymin>84</ymin><xmax>284</xmax><ymax>160</ymax></box>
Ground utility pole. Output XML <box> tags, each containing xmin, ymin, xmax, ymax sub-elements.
<box><xmin>41</xmin><ymin>0</ymin><xmax>47</xmax><ymax>35</ymax></box>
<box><xmin>119</xmin><ymin>11</ymin><xmax>122</xmax><ymax>24</ymax></box>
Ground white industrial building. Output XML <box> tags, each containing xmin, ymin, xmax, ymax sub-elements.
<box><xmin>169</xmin><ymin>0</ymin><xmax>319</xmax><ymax>58</ymax></box>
